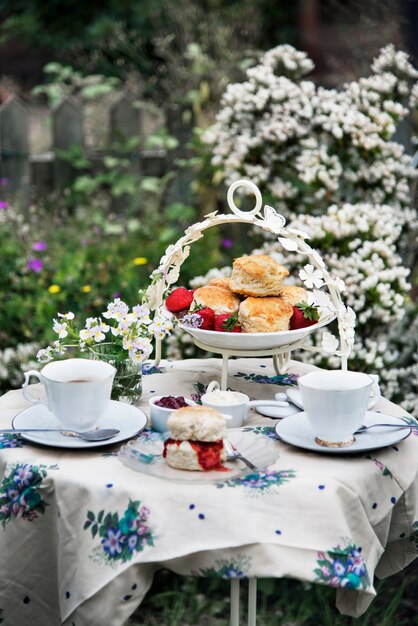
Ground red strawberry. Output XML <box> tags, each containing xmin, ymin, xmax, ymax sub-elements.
<box><xmin>289</xmin><ymin>301</ymin><xmax>320</xmax><ymax>330</ymax></box>
<box><xmin>165</xmin><ymin>288</ymin><xmax>194</xmax><ymax>313</ymax></box>
<box><xmin>195</xmin><ymin>307</ymin><xmax>215</xmax><ymax>330</ymax></box>
<box><xmin>214</xmin><ymin>312</ymin><xmax>242</xmax><ymax>333</ymax></box>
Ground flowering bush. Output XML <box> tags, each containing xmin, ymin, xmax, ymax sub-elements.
<box><xmin>36</xmin><ymin>298</ymin><xmax>173</xmax><ymax>367</ymax></box>
<box><xmin>199</xmin><ymin>43</ymin><xmax>418</xmax><ymax>412</ymax></box>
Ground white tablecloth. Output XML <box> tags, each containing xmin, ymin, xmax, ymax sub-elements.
<box><xmin>0</xmin><ymin>358</ymin><xmax>416</xmax><ymax>626</ymax></box>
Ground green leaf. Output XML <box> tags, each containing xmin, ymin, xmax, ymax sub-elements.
<box><xmin>97</xmin><ymin>509</ymin><xmax>104</xmax><ymax>523</ymax></box>
<box><xmin>91</xmin><ymin>523</ymin><xmax>98</xmax><ymax>538</ymax></box>
<box><xmin>87</xmin><ymin>510</ymin><xmax>95</xmax><ymax>521</ymax></box>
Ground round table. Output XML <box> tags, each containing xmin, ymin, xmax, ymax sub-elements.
<box><xmin>0</xmin><ymin>358</ymin><xmax>416</xmax><ymax>626</ymax></box>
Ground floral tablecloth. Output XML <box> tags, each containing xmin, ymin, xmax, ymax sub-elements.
<box><xmin>0</xmin><ymin>358</ymin><xmax>417</xmax><ymax>626</ymax></box>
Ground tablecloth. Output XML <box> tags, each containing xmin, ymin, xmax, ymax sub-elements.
<box><xmin>0</xmin><ymin>358</ymin><xmax>416</xmax><ymax>626</ymax></box>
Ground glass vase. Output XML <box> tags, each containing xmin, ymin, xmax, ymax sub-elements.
<box><xmin>90</xmin><ymin>345</ymin><xmax>143</xmax><ymax>405</ymax></box>
<box><xmin>112</xmin><ymin>358</ymin><xmax>143</xmax><ymax>405</ymax></box>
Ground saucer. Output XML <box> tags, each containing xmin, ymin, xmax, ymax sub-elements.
<box><xmin>12</xmin><ymin>401</ymin><xmax>147</xmax><ymax>449</ymax></box>
<box><xmin>275</xmin><ymin>411</ymin><xmax>412</xmax><ymax>454</ymax></box>
<box><xmin>119</xmin><ymin>431</ymin><xmax>280</xmax><ymax>483</ymax></box>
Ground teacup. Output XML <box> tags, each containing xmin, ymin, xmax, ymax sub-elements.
<box><xmin>149</xmin><ymin>396</ymin><xmax>196</xmax><ymax>433</ymax></box>
<box><xmin>201</xmin><ymin>381</ymin><xmax>282</xmax><ymax>428</ymax></box>
<box><xmin>298</xmin><ymin>370</ymin><xmax>373</xmax><ymax>447</ymax></box>
<box><xmin>22</xmin><ymin>358</ymin><xmax>116</xmax><ymax>431</ymax></box>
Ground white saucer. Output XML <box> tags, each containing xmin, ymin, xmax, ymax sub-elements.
<box><xmin>275</xmin><ymin>411</ymin><xmax>412</xmax><ymax>454</ymax></box>
<box><xmin>12</xmin><ymin>400</ymin><xmax>147</xmax><ymax>449</ymax></box>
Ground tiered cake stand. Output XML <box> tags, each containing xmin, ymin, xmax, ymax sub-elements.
<box><xmin>146</xmin><ymin>179</ymin><xmax>355</xmax><ymax>388</ymax></box>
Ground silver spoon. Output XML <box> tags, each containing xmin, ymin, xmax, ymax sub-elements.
<box><xmin>0</xmin><ymin>428</ymin><xmax>120</xmax><ymax>441</ymax></box>
<box><xmin>224</xmin><ymin>439</ymin><xmax>257</xmax><ymax>470</ymax></box>
<box><xmin>355</xmin><ymin>423</ymin><xmax>416</xmax><ymax>434</ymax></box>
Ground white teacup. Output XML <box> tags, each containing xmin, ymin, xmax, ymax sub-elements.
<box><xmin>298</xmin><ymin>370</ymin><xmax>373</xmax><ymax>447</ymax></box>
<box><xmin>201</xmin><ymin>381</ymin><xmax>283</xmax><ymax>428</ymax></box>
<box><xmin>22</xmin><ymin>358</ymin><xmax>116</xmax><ymax>431</ymax></box>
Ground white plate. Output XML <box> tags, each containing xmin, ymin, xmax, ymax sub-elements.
<box><xmin>275</xmin><ymin>411</ymin><xmax>412</xmax><ymax>454</ymax></box>
<box><xmin>12</xmin><ymin>401</ymin><xmax>147</xmax><ymax>449</ymax></box>
<box><xmin>178</xmin><ymin>313</ymin><xmax>335</xmax><ymax>351</ymax></box>
<box><xmin>118</xmin><ymin>431</ymin><xmax>280</xmax><ymax>483</ymax></box>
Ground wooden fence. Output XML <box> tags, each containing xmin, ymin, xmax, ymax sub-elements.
<box><xmin>0</xmin><ymin>93</ymin><xmax>194</xmax><ymax>208</ymax></box>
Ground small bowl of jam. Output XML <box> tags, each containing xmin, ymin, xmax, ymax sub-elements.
<box><xmin>149</xmin><ymin>395</ymin><xmax>196</xmax><ymax>433</ymax></box>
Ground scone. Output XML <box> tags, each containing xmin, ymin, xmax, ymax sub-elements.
<box><xmin>163</xmin><ymin>406</ymin><xmax>227</xmax><ymax>471</ymax></box>
<box><xmin>192</xmin><ymin>286</ymin><xmax>240</xmax><ymax>315</ymax></box>
<box><xmin>279</xmin><ymin>285</ymin><xmax>308</xmax><ymax>307</ymax></box>
<box><xmin>207</xmin><ymin>277</ymin><xmax>233</xmax><ymax>291</ymax></box>
<box><xmin>230</xmin><ymin>255</ymin><xmax>289</xmax><ymax>297</ymax></box>
<box><xmin>238</xmin><ymin>296</ymin><xmax>293</xmax><ymax>333</ymax></box>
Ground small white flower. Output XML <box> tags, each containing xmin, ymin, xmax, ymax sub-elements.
<box><xmin>53</xmin><ymin>319</ymin><xmax>68</xmax><ymax>339</ymax></box>
<box><xmin>36</xmin><ymin>347</ymin><xmax>54</xmax><ymax>363</ymax></box>
<box><xmin>299</xmin><ymin>264</ymin><xmax>324</xmax><ymax>289</ymax></box>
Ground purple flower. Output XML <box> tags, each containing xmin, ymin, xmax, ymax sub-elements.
<box><xmin>27</xmin><ymin>258</ymin><xmax>43</xmax><ymax>273</ymax></box>
<box><xmin>332</xmin><ymin>559</ymin><xmax>346</xmax><ymax>577</ymax></box>
<box><xmin>101</xmin><ymin>528</ymin><xmax>124</xmax><ymax>556</ymax></box>
<box><xmin>13</xmin><ymin>464</ymin><xmax>34</xmax><ymax>487</ymax></box>
<box><xmin>6</xmin><ymin>487</ymin><xmax>19</xmax><ymax>502</ymax></box>
<box><xmin>0</xmin><ymin>178</ymin><xmax>9</xmax><ymax>185</ymax></box>
<box><xmin>347</xmin><ymin>549</ymin><xmax>367</xmax><ymax>576</ymax></box>
<box><xmin>128</xmin><ymin>535</ymin><xmax>138</xmax><ymax>551</ymax></box>
<box><xmin>0</xmin><ymin>201</ymin><xmax>8</xmax><ymax>210</ymax></box>
<box><xmin>182</xmin><ymin>313</ymin><xmax>202</xmax><ymax>328</ymax></box>
<box><xmin>138</xmin><ymin>505</ymin><xmax>150</xmax><ymax>521</ymax></box>
<box><xmin>32</xmin><ymin>241</ymin><xmax>47</xmax><ymax>252</ymax></box>
<box><xmin>221</xmin><ymin>238</ymin><xmax>233</xmax><ymax>249</ymax></box>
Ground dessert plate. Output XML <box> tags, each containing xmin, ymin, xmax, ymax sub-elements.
<box><xmin>12</xmin><ymin>401</ymin><xmax>147</xmax><ymax>449</ymax></box>
<box><xmin>118</xmin><ymin>431</ymin><xmax>280</xmax><ymax>483</ymax></box>
<box><xmin>275</xmin><ymin>411</ymin><xmax>412</xmax><ymax>454</ymax></box>
<box><xmin>178</xmin><ymin>313</ymin><xmax>335</xmax><ymax>351</ymax></box>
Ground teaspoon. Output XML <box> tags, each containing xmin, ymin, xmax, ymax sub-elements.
<box><xmin>0</xmin><ymin>428</ymin><xmax>120</xmax><ymax>442</ymax></box>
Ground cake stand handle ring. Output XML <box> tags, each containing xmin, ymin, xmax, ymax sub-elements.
<box><xmin>227</xmin><ymin>179</ymin><xmax>263</xmax><ymax>218</ymax></box>
<box><xmin>273</xmin><ymin>352</ymin><xmax>290</xmax><ymax>374</ymax></box>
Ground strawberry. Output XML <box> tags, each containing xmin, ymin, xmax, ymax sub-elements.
<box><xmin>214</xmin><ymin>312</ymin><xmax>242</xmax><ymax>333</ymax></box>
<box><xmin>165</xmin><ymin>287</ymin><xmax>194</xmax><ymax>313</ymax></box>
<box><xmin>289</xmin><ymin>301</ymin><xmax>320</xmax><ymax>330</ymax></box>
<box><xmin>195</xmin><ymin>307</ymin><xmax>215</xmax><ymax>330</ymax></box>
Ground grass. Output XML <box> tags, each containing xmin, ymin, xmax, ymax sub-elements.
<box><xmin>126</xmin><ymin>558</ymin><xmax>418</xmax><ymax>625</ymax></box>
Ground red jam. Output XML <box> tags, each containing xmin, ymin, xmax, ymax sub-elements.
<box><xmin>155</xmin><ymin>396</ymin><xmax>189</xmax><ymax>409</ymax></box>
<box><xmin>163</xmin><ymin>439</ymin><xmax>228</xmax><ymax>471</ymax></box>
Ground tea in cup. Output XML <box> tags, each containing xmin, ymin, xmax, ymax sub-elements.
<box><xmin>22</xmin><ymin>358</ymin><xmax>116</xmax><ymax>430</ymax></box>
<box><xmin>201</xmin><ymin>381</ymin><xmax>283</xmax><ymax>428</ymax></box>
<box><xmin>297</xmin><ymin>370</ymin><xmax>373</xmax><ymax>447</ymax></box>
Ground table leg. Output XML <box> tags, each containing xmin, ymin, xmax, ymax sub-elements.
<box><xmin>248</xmin><ymin>578</ymin><xmax>257</xmax><ymax>626</ymax></box>
<box><xmin>230</xmin><ymin>578</ymin><xmax>240</xmax><ymax>626</ymax></box>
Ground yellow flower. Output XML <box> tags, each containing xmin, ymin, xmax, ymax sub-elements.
<box><xmin>48</xmin><ymin>284</ymin><xmax>61</xmax><ymax>294</ymax></box>
<box><xmin>81</xmin><ymin>285</ymin><xmax>92</xmax><ymax>293</ymax></box>
<box><xmin>133</xmin><ymin>257</ymin><xmax>148</xmax><ymax>266</ymax></box>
